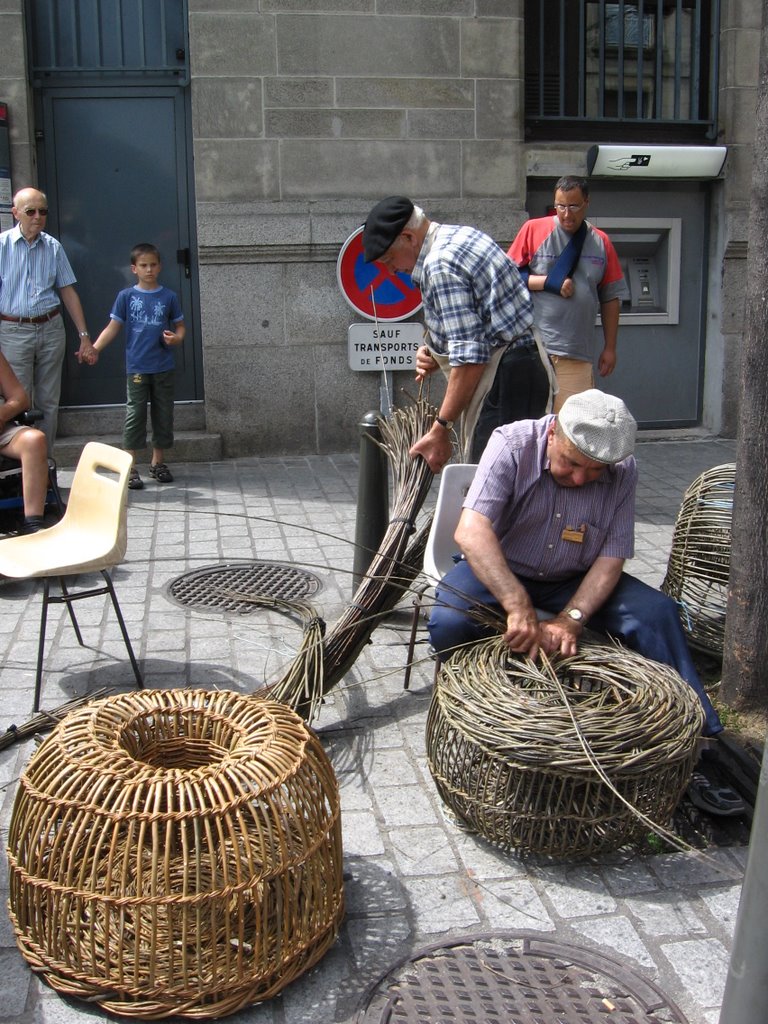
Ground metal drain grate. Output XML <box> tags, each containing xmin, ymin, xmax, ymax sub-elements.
<box><xmin>167</xmin><ymin>561</ymin><xmax>322</xmax><ymax>614</ymax></box>
<box><xmin>357</xmin><ymin>933</ymin><xmax>689</xmax><ymax>1024</ymax></box>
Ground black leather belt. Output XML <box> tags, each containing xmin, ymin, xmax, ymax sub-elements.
<box><xmin>507</xmin><ymin>336</ymin><xmax>536</xmax><ymax>350</ymax></box>
<box><xmin>0</xmin><ymin>307</ymin><xmax>61</xmax><ymax>325</ymax></box>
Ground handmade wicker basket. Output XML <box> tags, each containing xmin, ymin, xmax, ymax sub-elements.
<box><xmin>426</xmin><ymin>638</ymin><xmax>703</xmax><ymax>859</ymax></box>
<box><xmin>6</xmin><ymin>689</ymin><xmax>344</xmax><ymax>1019</ymax></box>
<box><xmin>661</xmin><ymin>462</ymin><xmax>735</xmax><ymax>656</ymax></box>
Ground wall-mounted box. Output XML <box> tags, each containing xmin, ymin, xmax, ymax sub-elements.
<box><xmin>591</xmin><ymin>217</ymin><xmax>682</xmax><ymax>326</ymax></box>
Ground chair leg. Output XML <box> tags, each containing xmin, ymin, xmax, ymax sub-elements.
<box><xmin>33</xmin><ymin>579</ymin><xmax>52</xmax><ymax>713</ymax></box>
<box><xmin>403</xmin><ymin>594</ymin><xmax>423</xmax><ymax>691</ymax></box>
<box><xmin>58</xmin><ymin>576</ymin><xmax>85</xmax><ymax>645</ymax></box>
<box><xmin>46</xmin><ymin>460</ymin><xmax>66</xmax><ymax>517</ymax></box>
<box><xmin>101</xmin><ymin>570</ymin><xmax>144</xmax><ymax>689</ymax></box>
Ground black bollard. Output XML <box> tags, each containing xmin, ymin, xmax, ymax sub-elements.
<box><xmin>353</xmin><ymin>411</ymin><xmax>389</xmax><ymax>592</ymax></box>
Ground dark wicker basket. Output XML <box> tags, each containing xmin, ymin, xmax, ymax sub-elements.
<box><xmin>426</xmin><ymin>638</ymin><xmax>703</xmax><ymax>859</ymax></box>
<box><xmin>661</xmin><ymin>462</ymin><xmax>735</xmax><ymax>656</ymax></box>
<box><xmin>7</xmin><ymin>689</ymin><xmax>344</xmax><ymax>1019</ymax></box>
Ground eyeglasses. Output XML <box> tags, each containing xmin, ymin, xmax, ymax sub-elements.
<box><xmin>23</xmin><ymin>208</ymin><xmax>49</xmax><ymax>216</ymax></box>
<box><xmin>554</xmin><ymin>203</ymin><xmax>585</xmax><ymax>214</ymax></box>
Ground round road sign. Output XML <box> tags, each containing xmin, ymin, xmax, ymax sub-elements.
<box><xmin>336</xmin><ymin>226</ymin><xmax>423</xmax><ymax>323</ymax></box>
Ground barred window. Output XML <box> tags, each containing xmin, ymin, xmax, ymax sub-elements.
<box><xmin>524</xmin><ymin>0</ymin><xmax>720</xmax><ymax>142</ymax></box>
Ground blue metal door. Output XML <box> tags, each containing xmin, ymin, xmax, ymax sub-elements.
<box><xmin>38</xmin><ymin>86</ymin><xmax>199</xmax><ymax>406</ymax></box>
<box><xmin>27</xmin><ymin>0</ymin><xmax>198</xmax><ymax>407</ymax></box>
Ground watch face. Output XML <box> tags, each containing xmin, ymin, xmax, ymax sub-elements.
<box><xmin>567</xmin><ymin>608</ymin><xmax>584</xmax><ymax>622</ymax></box>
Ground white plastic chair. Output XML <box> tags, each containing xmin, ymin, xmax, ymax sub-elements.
<box><xmin>0</xmin><ymin>442</ymin><xmax>144</xmax><ymax>711</ymax></box>
<box><xmin>404</xmin><ymin>464</ymin><xmax>478</xmax><ymax>688</ymax></box>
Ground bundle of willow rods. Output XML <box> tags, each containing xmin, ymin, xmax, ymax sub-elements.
<box><xmin>319</xmin><ymin>400</ymin><xmax>436</xmax><ymax>688</ymax></box>
<box><xmin>661</xmin><ymin>462</ymin><xmax>735</xmax><ymax>656</ymax></box>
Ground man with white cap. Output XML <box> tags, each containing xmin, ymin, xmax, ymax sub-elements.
<box><xmin>428</xmin><ymin>389</ymin><xmax>725</xmax><ymax>744</ymax></box>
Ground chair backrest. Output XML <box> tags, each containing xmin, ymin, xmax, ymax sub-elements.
<box><xmin>423</xmin><ymin>463</ymin><xmax>478</xmax><ymax>583</ymax></box>
<box><xmin>0</xmin><ymin>442</ymin><xmax>133</xmax><ymax>579</ymax></box>
<box><xmin>63</xmin><ymin>442</ymin><xmax>133</xmax><ymax>564</ymax></box>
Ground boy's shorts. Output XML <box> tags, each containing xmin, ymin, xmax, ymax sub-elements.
<box><xmin>123</xmin><ymin>370</ymin><xmax>175</xmax><ymax>451</ymax></box>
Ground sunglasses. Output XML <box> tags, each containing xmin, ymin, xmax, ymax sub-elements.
<box><xmin>23</xmin><ymin>208</ymin><xmax>49</xmax><ymax>216</ymax></box>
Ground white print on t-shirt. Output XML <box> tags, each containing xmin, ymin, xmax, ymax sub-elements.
<box><xmin>129</xmin><ymin>294</ymin><xmax>165</xmax><ymax>325</ymax></box>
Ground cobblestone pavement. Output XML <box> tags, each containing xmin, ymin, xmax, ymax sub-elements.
<box><xmin>0</xmin><ymin>435</ymin><xmax>743</xmax><ymax>1024</ymax></box>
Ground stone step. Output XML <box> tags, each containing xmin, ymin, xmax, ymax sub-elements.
<box><xmin>53</xmin><ymin>402</ymin><xmax>222</xmax><ymax>467</ymax></box>
<box><xmin>52</xmin><ymin>430</ymin><xmax>223</xmax><ymax>468</ymax></box>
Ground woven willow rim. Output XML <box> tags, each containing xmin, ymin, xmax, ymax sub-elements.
<box><xmin>436</xmin><ymin>637</ymin><xmax>704</xmax><ymax>771</ymax></box>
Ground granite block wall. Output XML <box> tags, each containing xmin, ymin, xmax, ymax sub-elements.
<box><xmin>0</xmin><ymin>0</ymin><xmax>761</xmax><ymax>451</ymax></box>
<box><xmin>189</xmin><ymin>1</ymin><xmax>526</xmax><ymax>455</ymax></box>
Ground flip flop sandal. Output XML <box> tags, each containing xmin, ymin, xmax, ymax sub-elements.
<box><xmin>128</xmin><ymin>468</ymin><xmax>144</xmax><ymax>490</ymax></box>
<box><xmin>149</xmin><ymin>463</ymin><xmax>173</xmax><ymax>483</ymax></box>
<box><xmin>687</xmin><ymin>771</ymin><xmax>745</xmax><ymax>817</ymax></box>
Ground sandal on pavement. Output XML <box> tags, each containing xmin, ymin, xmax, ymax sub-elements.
<box><xmin>149</xmin><ymin>462</ymin><xmax>173</xmax><ymax>483</ymax></box>
<box><xmin>128</xmin><ymin>468</ymin><xmax>144</xmax><ymax>490</ymax></box>
<box><xmin>687</xmin><ymin>771</ymin><xmax>745</xmax><ymax>817</ymax></box>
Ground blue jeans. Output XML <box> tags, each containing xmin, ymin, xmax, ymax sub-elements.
<box><xmin>428</xmin><ymin>558</ymin><xmax>723</xmax><ymax>736</ymax></box>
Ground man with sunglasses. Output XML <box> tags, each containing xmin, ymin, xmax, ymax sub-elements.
<box><xmin>508</xmin><ymin>176</ymin><xmax>627</xmax><ymax>412</ymax></box>
<box><xmin>0</xmin><ymin>187</ymin><xmax>94</xmax><ymax>454</ymax></box>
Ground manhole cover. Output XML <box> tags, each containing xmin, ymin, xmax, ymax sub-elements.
<box><xmin>357</xmin><ymin>932</ymin><xmax>689</xmax><ymax>1023</ymax></box>
<box><xmin>167</xmin><ymin>561</ymin><xmax>322</xmax><ymax>614</ymax></box>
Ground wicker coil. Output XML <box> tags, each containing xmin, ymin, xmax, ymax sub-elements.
<box><xmin>661</xmin><ymin>462</ymin><xmax>735</xmax><ymax>656</ymax></box>
<box><xmin>6</xmin><ymin>689</ymin><xmax>344</xmax><ymax>1019</ymax></box>
<box><xmin>426</xmin><ymin>638</ymin><xmax>703</xmax><ymax>859</ymax></box>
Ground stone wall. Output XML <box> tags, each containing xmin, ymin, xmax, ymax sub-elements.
<box><xmin>0</xmin><ymin>0</ymin><xmax>34</xmax><ymax>189</ymax></box>
<box><xmin>188</xmin><ymin>1</ymin><xmax>529</xmax><ymax>456</ymax></box>
<box><xmin>1</xmin><ymin>1</ymin><xmax>763</xmax><ymax>451</ymax></box>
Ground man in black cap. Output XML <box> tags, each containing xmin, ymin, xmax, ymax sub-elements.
<box><xmin>362</xmin><ymin>196</ymin><xmax>554</xmax><ymax>473</ymax></box>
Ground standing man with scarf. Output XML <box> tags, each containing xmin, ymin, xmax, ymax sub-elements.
<box><xmin>508</xmin><ymin>176</ymin><xmax>627</xmax><ymax>412</ymax></box>
<box><xmin>362</xmin><ymin>196</ymin><xmax>554</xmax><ymax>474</ymax></box>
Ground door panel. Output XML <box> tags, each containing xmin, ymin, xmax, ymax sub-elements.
<box><xmin>39</xmin><ymin>88</ymin><xmax>200</xmax><ymax>406</ymax></box>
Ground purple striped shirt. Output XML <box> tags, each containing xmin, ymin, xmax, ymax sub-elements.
<box><xmin>464</xmin><ymin>416</ymin><xmax>636</xmax><ymax>580</ymax></box>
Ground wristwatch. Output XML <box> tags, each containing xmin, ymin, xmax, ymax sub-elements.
<box><xmin>435</xmin><ymin>415</ymin><xmax>454</xmax><ymax>430</ymax></box>
<box><xmin>566</xmin><ymin>607</ymin><xmax>585</xmax><ymax>624</ymax></box>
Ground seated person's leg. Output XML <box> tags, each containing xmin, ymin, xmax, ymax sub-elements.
<box><xmin>0</xmin><ymin>425</ymin><xmax>49</xmax><ymax>525</ymax></box>
<box><xmin>588</xmin><ymin>572</ymin><xmax>723</xmax><ymax>736</ymax></box>
<box><xmin>427</xmin><ymin>559</ymin><xmax>504</xmax><ymax>660</ymax></box>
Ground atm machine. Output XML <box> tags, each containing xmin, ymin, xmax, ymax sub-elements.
<box><xmin>592</xmin><ymin>217</ymin><xmax>681</xmax><ymax>324</ymax></box>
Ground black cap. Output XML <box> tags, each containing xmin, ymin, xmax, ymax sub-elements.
<box><xmin>362</xmin><ymin>196</ymin><xmax>415</xmax><ymax>262</ymax></box>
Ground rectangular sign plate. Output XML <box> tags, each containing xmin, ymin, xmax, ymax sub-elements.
<box><xmin>348</xmin><ymin>322</ymin><xmax>423</xmax><ymax>372</ymax></box>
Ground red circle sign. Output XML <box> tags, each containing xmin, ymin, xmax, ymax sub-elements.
<box><xmin>336</xmin><ymin>227</ymin><xmax>423</xmax><ymax>322</ymax></box>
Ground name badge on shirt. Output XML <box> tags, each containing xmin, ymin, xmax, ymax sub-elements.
<box><xmin>562</xmin><ymin>523</ymin><xmax>586</xmax><ymax>544</ymax></box>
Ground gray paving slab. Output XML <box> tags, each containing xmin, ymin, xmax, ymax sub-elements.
<box><xmin>0</xmin><ymin>435</ymin><xmax>748</xmax><ymax>1024</ymax></box>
